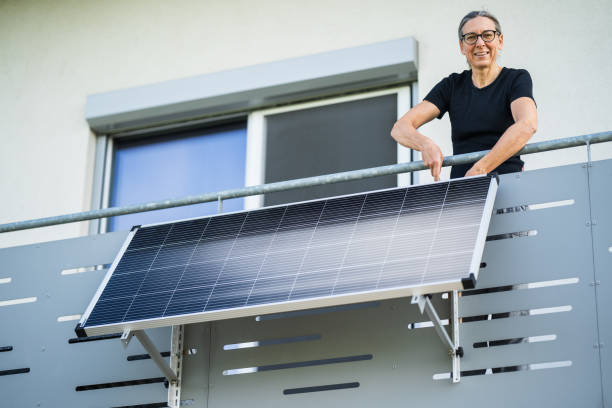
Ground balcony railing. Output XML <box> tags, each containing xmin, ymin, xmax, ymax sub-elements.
<box><xmin>1</xmin><ymin>136</ymin><xmax>611</xmax><ymax>407</ymax></box>
<box><xmin>1</xmin><ymin>131</ymin><xmax>611</xmax><ymax>234</ymax></box>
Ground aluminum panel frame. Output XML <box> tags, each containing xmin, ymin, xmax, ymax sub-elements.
<box><xmin>78</xmin><ymin>177</ymin><xmax>497</xmax><ymax>338</ymax></box>
<box><xmin>80</xmin><ymin>278</ymin><xmax>464</xmax><ymax>337</ymax></box>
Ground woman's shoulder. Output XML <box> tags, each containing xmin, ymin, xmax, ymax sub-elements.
<box><xmin>502</xmin><ymin>67</ymin><xmax>530</xmax><ymax>74</ymax></box>
<box><xmin>498</xmin><ymin>68</ymin><xmax>534</xmax><ymax>92</ymax></box>
<box><xmin>445</xmin><ymin>70</ymin><xmax>471</xmax><ymax>81</ymax></box>
<box><xmin>436</xmin><ymin>70</ymin><xmax>471</xmax><ymax>87</ymax></box>
<box><xmin>501</xmin><ymin>67</ymin><xmax>532</xmax><ymax>80</ymax></box>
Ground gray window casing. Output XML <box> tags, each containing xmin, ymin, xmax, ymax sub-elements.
<box><xmin>85</xmin><ymin>37</ymin><xmax>417</xmax><ymax>134</ymax></box>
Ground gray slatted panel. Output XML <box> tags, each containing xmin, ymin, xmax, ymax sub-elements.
<box><xmin>205</xmin><ymin>297</ymin><xmax>451</xmax><ymax>407</ymax></box>
<box><xmin>181</xmin><ymin>162</ymin><xmax>605</xmax><ymax>407</ymax></box>
<box><xmin>457</xmin><ymin>164</ymin><xmax>600</xmax><ymax>405</ymax></box>
<box><xmin>0</xmin><ymin>161</ymin><xmax>610</xmax><ymax>407</ymax></box>
<box><xmin>0</xmin><ymin>231</ymin><xmax>170</xmax><ymax>408</ymax></box>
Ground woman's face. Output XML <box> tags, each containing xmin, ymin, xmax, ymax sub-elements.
<box><xmin>459</xmin><ymin>16</ymin><xmax>504</xmax><ymax>69</ymax></box>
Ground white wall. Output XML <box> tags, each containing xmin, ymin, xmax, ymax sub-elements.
<box><xmin>1</xmin><ymin>0</ymin><xmax>611</xmax><ymax>248</ymax></box>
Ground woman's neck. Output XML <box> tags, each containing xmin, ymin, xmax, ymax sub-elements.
<box><xmin>471</xmin><ymin>65</ymin><xmax>502</xmax><ymax>88</ymax></box>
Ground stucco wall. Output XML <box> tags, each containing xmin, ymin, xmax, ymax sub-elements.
<box><xmin>1</xmin><ymin>0</ymin><xmax>611</xmax><ymax>248</ymax></box>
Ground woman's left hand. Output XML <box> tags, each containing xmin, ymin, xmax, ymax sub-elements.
<box><xmin>464</xmin><ymin>98</ymin><xmax>537</xmax><ymax>179</ymax></box>
<box><xmin>465</xmin><ymin>163</ymin><xmax>487</xmax><ymax>177</ymax></box>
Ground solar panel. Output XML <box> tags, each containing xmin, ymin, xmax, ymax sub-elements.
<box><xmin>76</xmin><ymin>175</ymin><xmax>498</xmax><ymax>337</ymax></box>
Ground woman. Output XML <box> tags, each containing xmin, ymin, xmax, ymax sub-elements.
<box><xmin>391</xmin><ymin>11</ymin><xmax>538</xmax><ymax>180</ymax></box>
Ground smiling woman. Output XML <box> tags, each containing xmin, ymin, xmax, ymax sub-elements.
<box><xmin>391</xmin><ymin>10</ymin><xmax>538</xmax><ymax>180</ymax></box>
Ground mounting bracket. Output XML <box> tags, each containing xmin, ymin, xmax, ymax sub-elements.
<box><xmin>412</xmin><ymin>290</ymin><xmax>462</xmax><ymax>383</ymax></box>
<box><xmin>121</xmin><ymin>328</ymin><xmax>178</xmax><ymax>383</ymax></box>
<box><xmin>167</xmin><ymin>325</ymin><xmax>185</xmax><ymax>408</ymax></box>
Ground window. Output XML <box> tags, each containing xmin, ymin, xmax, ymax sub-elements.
<box><xmin>94</xmin><ymin>89</ymin><xmax>413</xmax><ymax>232</ymax></box>
<box><xmin>104</xmin><ymin>122</ymin><xmax>247</xmax><ymax>232</ymax></box>
<box><xmin>245</xmin><ymin>87</ymin><xmax>412</xmax><ymax>209</ymax></box>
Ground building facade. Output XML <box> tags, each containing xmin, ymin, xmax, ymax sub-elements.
<box><xmin>1</xmin><ymin>0</ymin><xmax>611</xmax><ymax>248</ymax></box>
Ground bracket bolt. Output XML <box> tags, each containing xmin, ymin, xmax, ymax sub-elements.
<box><xmin>586</xmin><ymin>221</ymin><xmax>591</xmax><ymax>226</ymax></box>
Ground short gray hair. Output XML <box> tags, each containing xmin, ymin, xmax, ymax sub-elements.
<box><xmin>458</xmin><ymin>10</ymin><xmax>502</xmax><ymax>40</ymax></box>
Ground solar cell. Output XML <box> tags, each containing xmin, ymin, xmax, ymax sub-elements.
<box><xmin>76</xmin><ymin>175</ymin><xmax>497</xmax><ymax>337</ymax></box>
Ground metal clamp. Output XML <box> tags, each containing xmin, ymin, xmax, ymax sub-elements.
<box><xmin>217</xmin><ymin>196</ymin><xmax>223</xmax><ymax>213</ymax></box>
<box><xmin>412</xmin><ymin>291</ymin><xmax>462</xmax><ymax>383</ymax></box>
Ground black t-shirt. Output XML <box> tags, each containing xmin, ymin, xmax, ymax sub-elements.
<box><xmin>424</xmin><ymin>67</ymin><xmax>535</xmax><ymax>178</ymax></box>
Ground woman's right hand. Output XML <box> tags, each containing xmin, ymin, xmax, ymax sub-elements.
<box><xmin>422</xmin><ymin>139</ymin><xmax>444</xmax><ymax>181</ymax></box>
<box><xmin>391</xmin><ymin>101</ymin><xmax>443</xmax><ymax>181</ymax></box>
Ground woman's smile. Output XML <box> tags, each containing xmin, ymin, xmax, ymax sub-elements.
<box><xmin>459</xmin><ymin>16</ymin><xmax>503</xmax><ymax>71</ymax></box>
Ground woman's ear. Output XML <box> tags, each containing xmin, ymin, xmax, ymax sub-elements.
<box><xmin>459</xmin><ymin>40</ymin><xmax>466</xmax><ymax>55</ymax></box>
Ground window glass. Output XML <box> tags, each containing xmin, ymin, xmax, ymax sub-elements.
<box><xmin>109</xmin><ymin>123</ymin><xmax>246</xmax><ymax>231</ymax></box>
<box><xmin>263</xmin><ymin>94</ymin><xmax>397</xmax><ymax>206</ymax></box>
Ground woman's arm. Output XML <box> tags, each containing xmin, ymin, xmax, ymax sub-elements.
<box><xmin>465</xmin><ymin>97</ymin><xmax>538</xmax><ymax>176</ymax></box>
<box><xmin>391</xmin><ymin>101</ymin><xmax>445</xmax><ymax>181</ymax></box>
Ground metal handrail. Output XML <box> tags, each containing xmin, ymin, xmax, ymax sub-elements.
<box><xmin>1</xmin><ymin>131</ymin><xmax>611</xmax><ymax>233</ymax></box>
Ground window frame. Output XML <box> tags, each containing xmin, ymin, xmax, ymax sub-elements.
<box><xmin>91</xmin><ymin>85</ymin><xmax>416</xmax><ymax>233</ymax></box>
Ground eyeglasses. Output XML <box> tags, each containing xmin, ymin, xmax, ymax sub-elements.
<box><xmin>461</xmin><ymin>30</ymin><xmax>499</xmax><ymax>45</ymax></box>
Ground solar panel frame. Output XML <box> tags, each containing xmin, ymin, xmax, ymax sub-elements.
<box><xmin>76</xmin><ymin>175</ymin><xmax>498</xmax><ymax>337</ymax></box>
